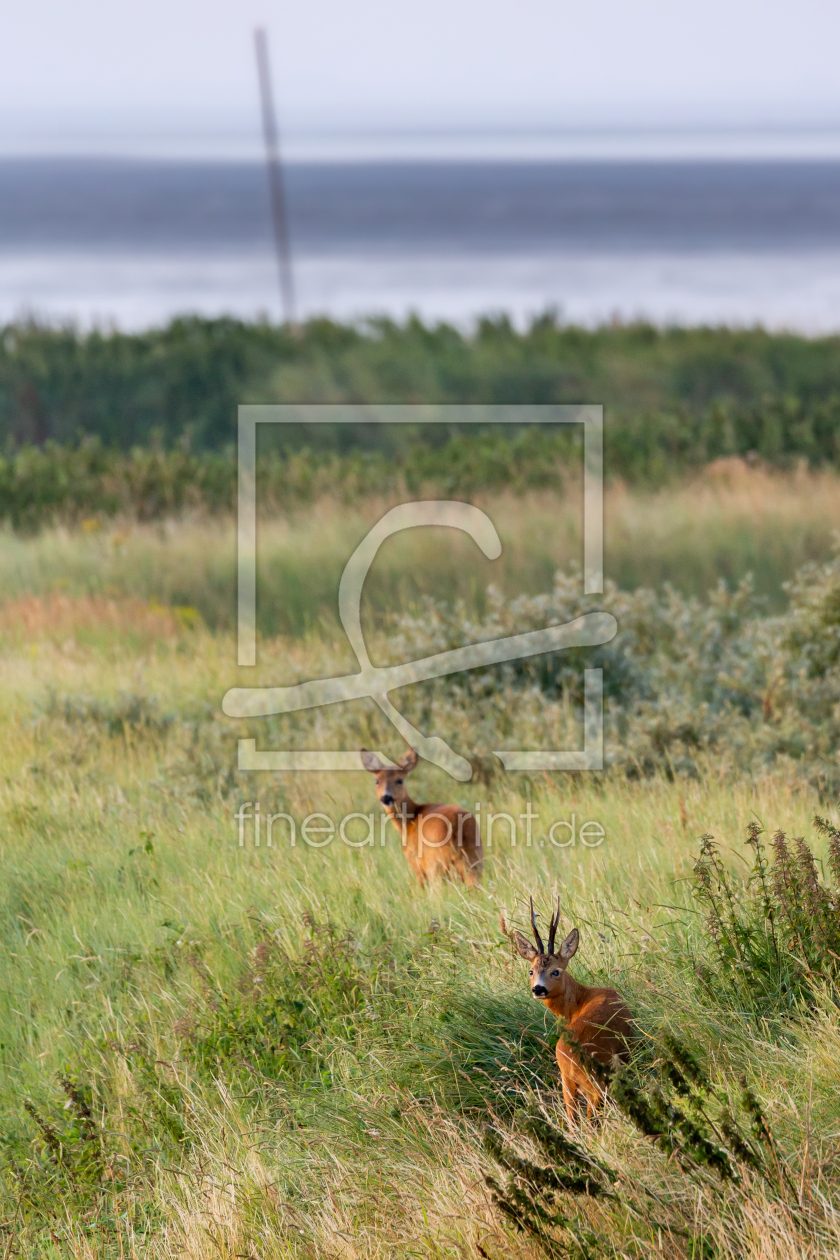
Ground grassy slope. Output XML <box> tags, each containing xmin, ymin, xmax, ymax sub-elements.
<box><xmin>3</xmin><ymin>481</ymin><xmax>840</xmax><ymax>1255</ymax></box>
<box><xmin>0</xmin><ymin>613</ymin><xmax>833</xmax><ymax>1258</ymax></box>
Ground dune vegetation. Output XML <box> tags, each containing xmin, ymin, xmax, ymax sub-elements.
<box><xmin>1</xmin><ymin>460</ymin><xmax>840</xmax><ymax>628</ymax></box>
<box><xmin>4</xmin><ymin>316</ymin><xmax>840</xmax><ymax>1256</ymax></box>
<box><xmin>2</xmin><ymin>449</ymin><xmax>840</xmax><ymax>1258</ymax></box>
<box><xmin>5</xmin><ymin>315</ymin><xmax>840</xmax><ymax>465</ymax></box>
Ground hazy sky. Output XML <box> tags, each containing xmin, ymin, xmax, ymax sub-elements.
<box><xmin>2</xmin><ymin>0</ymin><xmax>840</xmax><ymax>144</ymax></box>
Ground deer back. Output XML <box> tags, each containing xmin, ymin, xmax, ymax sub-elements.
<box><xmin>563</xmin><ymin>983</ymin><xmax>633</xmax><ymax>1065</ymax></box>
<box><xmin>404</xmin><ymin>804</ymin><xmax>482</xmax><ymax>882</ymax></box>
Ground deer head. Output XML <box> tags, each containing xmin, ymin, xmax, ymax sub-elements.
<box><xmin>360</xmin><ymin>748</ymin><xmax>418</xmax><ymax>811</ymax></box>
<box><xmin>513</xmin><ymin>898</ymin><xmax>579</xmax><ymax>1001</ymax></box>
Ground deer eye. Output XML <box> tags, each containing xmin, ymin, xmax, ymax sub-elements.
<box><xmin>551</xmin><ymin>969</ymin><xmax>560</xmax><ymax>977</ymax></box>
<box><xmin>396</xmin><ymin>779</ymin><xmax>403</xmax><ymax>784</ymax></box>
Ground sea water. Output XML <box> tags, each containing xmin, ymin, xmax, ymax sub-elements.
<box><xmin>3</xmin><ymin>157</ymin><xmax>840</xmax><ymax>330</ymax></box>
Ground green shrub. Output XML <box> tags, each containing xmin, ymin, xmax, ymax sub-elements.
<box><xmin>2</xmin><ymin>1059</ymin><xmax>183</xmax><ymax>1242</ymax></box>
<box><xmin>381</xmin><ymin>540</ymin><xmax>840</xmax><ymax>793</ymax></box>
<box><xmin>690</xmin><ymin>819</ymin><xmax>840</xmax><ymax>1015</ymax></box>
<box><xmin>177</xmin><ymin>915</ymin><xmax>376</xmax><ymax>1084</ymax></box>
<box><xmin>5</xmin><ymin>315</ymin><xmax>840</xmax><ymax>510</ymax></box>
<box><xmin>484</xmin><ymin>1034</ymin><xmax>800</xmax><ymax>1258</ymax></box>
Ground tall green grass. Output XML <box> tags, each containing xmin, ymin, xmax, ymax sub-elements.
<box><xmin>0</xmin><ymin>640</ymin><xmax>834</xmax><ymax>1256</ymax></box>
<box><xmin>0</xmin><ymin>464</ymin><xmax>837</xmax><ymax>636</ymax></box>
<box><xmin>4</xmin><ymin>474</ymin><xmax>840</xmax><ymax>1256</ymax></box>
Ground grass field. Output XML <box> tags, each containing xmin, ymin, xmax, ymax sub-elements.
<box><xmin>3</xmin><ymin>468</ymin><xmax>840</xmax><ymax>1258</ymax></box>
<box><xmin>1</xmin><ymin>459</ymin><xmax>839</xmax><ymax>633</ymax></box>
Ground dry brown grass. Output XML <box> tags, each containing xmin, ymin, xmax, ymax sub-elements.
<box><xmin>0</xmin><ymin>592</ymin><xmax>197</xmax><ymax>647</ymax></box>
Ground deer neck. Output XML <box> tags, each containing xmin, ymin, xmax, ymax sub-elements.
<box><xmin>543</xmin><ymin>970</ymin><xmax>589</xmax><ymax>1023</ymax></box>
<box><xmin>385</xmin><ymin>797</ymin><xmax>421</xmax><ymax>827</ymax></box>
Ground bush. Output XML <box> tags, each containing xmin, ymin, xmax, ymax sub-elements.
<box><xmin>5</xmin><ymin>316</ymin><xmax>840</xmax><ymax>496</ymax></box>
<box><xmin>483</xmin><ymin>1035</ymin><xmax>801</xmax><ymax>1259</ymax></box>
<box><xmin>384</xmin><ymin>541</ymin><xmax>840</xmax><ymax>793</ymax></box>
<box><xmin>2</xmin><ymin>1057</ymin><xmax>184</xmax><ymax>1242</ymax></box>
<box><xmin>176</xmin><ymin>914</ymin><xmax>376</xmax><ymax>1085</ymax></box>
<box><xmin>690</xmin><ymin>819</ymin><xmax>840</xmax><ymax>1015</ymax></box>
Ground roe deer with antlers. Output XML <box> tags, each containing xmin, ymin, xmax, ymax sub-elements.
<box><xmin>360</xmin><ymin>747</ymin><xmax>482</xmax><ymax>886</ymax></box>
<box><xmin>511</xmin><ymin>899</ymin><xmax>632</xmax><ymax>1126</ymax></box>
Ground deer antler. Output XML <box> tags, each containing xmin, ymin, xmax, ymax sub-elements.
<box><xmin>547</xmin><ymin>897</ymin><xmax>561</xmax><ymax>954</ymax></box>
<box><xmin>529</xmin><ymin>897</ymin><xmax>544</xmax><ymax>954</ymax></box>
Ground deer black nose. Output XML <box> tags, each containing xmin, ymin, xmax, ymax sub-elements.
<box><xmin>381</xmin><ymin>794</ymin><xmax>394</xmax><ymax>806</ymax></box>
<box><xmin>532</xmin><ymin>984</ymin><xmax>548</xmax><ymax>997</ymax></box>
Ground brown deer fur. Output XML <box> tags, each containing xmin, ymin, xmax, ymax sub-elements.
<box><xmin>360</xmin><ymin>748</ymin><xmax>482</xmax><ymax>886</ymax></box>
<box><xmin>512</xmin><ymin>900</ymin><xmax>632</xmax><ymax>1126</ymax></box>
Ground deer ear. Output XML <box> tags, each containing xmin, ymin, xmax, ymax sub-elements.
<box><xmin>559</xmin><ymin>928</ymin><xmax>579</xmax><ymax>961</ymax></box>
<box><xmin>360</xmin><ymin>749</ymin><xmax>383</xmax><ymax>773</ymax></box>
<box><xmin>398</xmin><ymin>747</ymin><xmax>419</xmax><ymax>773</ymax></box>
<box><xmin>513</xmin><ymin>930</ymin><xmax>538</xmax><ymax>961</ymax></box>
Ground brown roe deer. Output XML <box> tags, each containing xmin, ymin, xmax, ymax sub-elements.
<box><xmin>360</xmin><ymin>747</ymin><xmax>482</xmax><ymax>886</ymax></box>
<box><xmin>512</xmin><ymin>899</ymin><xmax>632</xmax><ymax>1126</ymax></box>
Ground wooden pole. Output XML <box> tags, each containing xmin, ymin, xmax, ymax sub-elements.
<box><xmin>254</xmin><ymin>27</ymin><xmax>297</xmax><ymax>328</ymax></box>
